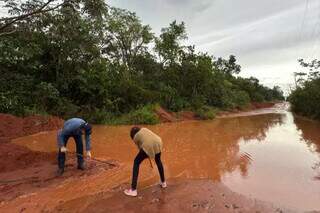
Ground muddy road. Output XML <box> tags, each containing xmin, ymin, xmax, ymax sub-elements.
<box><xmin>1</xmin><ymin>103</ymin><xmax>320</xmax><ymax>212</ymax></box>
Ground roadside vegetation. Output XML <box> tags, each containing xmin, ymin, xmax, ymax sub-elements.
<box><xmin>289</xmin><ymin>59</ymin><xmax>320</xmax><ymax>120</ymax></box>
<box><xmin>0</xmin><ymin>0</ymin><xmax>284</xmax><ymax>124</ymax></box>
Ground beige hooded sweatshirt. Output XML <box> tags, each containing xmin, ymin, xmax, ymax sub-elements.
<box><xmin>133</xmin><ymin>128</ymin><xmax>163</xmax><ymax>158</ymax></box>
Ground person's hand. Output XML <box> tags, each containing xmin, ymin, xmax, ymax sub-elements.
<box><xmin>60</xmin><ymin>146</ymin><xmax>67</xmax><ymax>153</ymax></box>
<box><xmin>86</xmin><ymin>151</ymin><xmax>92</xmax><ymax>159</ymax></box>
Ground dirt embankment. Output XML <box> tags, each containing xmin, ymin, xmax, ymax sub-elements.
<box><xmin>0</xmin><ymin>113</ymin><xmax>64</xmax><ymax>172</ymax></box>
<box><xmin>155</xmin><ymin>102</ymin><xmax>277</xmax><ymax>122</ymax></box>
<box><xmin>0</xmin><ymin>113</ymin><xmax>63</xmax><ymax>143</ymax></box>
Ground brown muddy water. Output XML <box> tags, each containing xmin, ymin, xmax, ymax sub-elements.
<box><xmin>13</xmin><ymin>103</ymin><xmax>320</xmax><ymax>211</ymax></box>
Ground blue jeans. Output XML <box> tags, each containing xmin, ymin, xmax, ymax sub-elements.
<box><xmin>58</xmin><ymin>133</ymin><xmax>84</xmax><ymax>169</ymax></box>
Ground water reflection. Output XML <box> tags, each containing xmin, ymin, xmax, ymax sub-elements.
<box><xmin>223</xmin><ymin>111</ymin><xmax>320</xmax><ymax>211</ymax></box>
<box><xmin>294</xmin><ymin>117</ymin><xmax>320</xmax><ymax>180</ymax></box>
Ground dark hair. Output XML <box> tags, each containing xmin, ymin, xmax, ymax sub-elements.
<box><xmin>83</xmin><ymin>123</ymin><xmax>92</xmax><ymax>135</ymax></box>
<box><xmin>130</xmin><ymin>126</ymin><xmax>141</xmax><ymax>139</ymax></box>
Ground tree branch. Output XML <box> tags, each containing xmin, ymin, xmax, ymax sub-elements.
<box><xmin>0</xmin><ymin>0</ymin><xmax>69</xmax><ymax>32</ymax></box>
<box><xmin>0</xmin><ymin>29</ymin><xmax>16</xmax><ymax>36</ymax></box>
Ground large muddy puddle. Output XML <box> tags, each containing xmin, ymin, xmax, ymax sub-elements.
<box><xmin>13</xmin><ymin>103</ymin><xmax>320</xmax><ymax>211</ymax></box>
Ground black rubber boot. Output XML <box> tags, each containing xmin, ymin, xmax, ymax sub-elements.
<box><xmin>57</xmin><ymin>150</ymin><xmax>66</xmax><ymax>175</ymax></box>
<box><xmin>77</xmin><ymin>162</ymin><xmax>85</xmax><ymax>170</ymax></box>
<box><xmin>57</xmin><ymin>168</ymin><xmax>64</xmax><ymax>176</ymax></box>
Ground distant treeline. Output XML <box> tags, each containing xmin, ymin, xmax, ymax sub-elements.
<box><xmin>0</xmin><ymin>0</ymin><xmax>284</xmax><ymax>124</ymax></box>
<box><xmin>289</xmin><ymin>59</ymin><xmax>320</xmax><ymax>120</ymax></box>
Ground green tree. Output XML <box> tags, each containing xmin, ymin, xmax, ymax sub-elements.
<box><xmin>289</xmin><ymin>59</ymin><xmax>320</xmax><ymax>120</ymax></box>
<box><xmin>213</xmin><ymin>55</ymin><xmax>241</xmax><ymax>75</ymax></box>
<box><xmin>103</xmin><ymin>7</ymin><xmax>153</xmax><ymax>71</ymax></box>
<box><xmin>154</xmin><ymin>20</ymin><xmax>187</xmax><ymax>65</ymax></box>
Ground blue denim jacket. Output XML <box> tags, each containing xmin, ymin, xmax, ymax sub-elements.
<box><xmin>57</xmin><ymin>118</ymin><xmax>91</xmax><ymax>151</ymax></box>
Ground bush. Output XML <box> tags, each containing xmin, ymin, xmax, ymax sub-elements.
<box><xmin>195</xmin><ymin>105</ymin><xmax>217</xmax><ymax>120</ymax></box>
<box><xmin>232</xmin><ymin>90</ymin><xmax>250</xmax><ymax>108</ymax></box>
<box><xmin>289</xmin><ymin>78</ymin><xmax>320</xmax><ymax>120</ymax></box>
<box><xmin>54</xmin><ymin>98</ymin><xmax>80</xmax><ymax>118</ymax></box>
<box><xmin>106</xmin><ymin>104</ymin><xmax>160</xmax><ymax>125</ymax></box>
<box><xmin>0</xmin><ymin>92</ymin><xmax>24</xmax><ymax>115</ymax></box>
<box><xmin>79</xmin><ymin>107</ymin><xmax>113</xmax><ymax>124</ymax></box>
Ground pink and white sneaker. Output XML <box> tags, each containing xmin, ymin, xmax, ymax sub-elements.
<box><xmin>160</xmin><ymin>181</ymin><xmax>167</xmax><ymax>188</ymax></box>
<box><xmin>124</xmin><ymin>189</ymin><xmax>137</xmax><ymax>197</ymax></box>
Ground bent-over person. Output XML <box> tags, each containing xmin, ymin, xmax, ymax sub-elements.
<box><xmin>124</xmin><ymin>127</ymin><xmax>166</xmax><ymax>197</ymax></box>
<box><xmin>57</xmin><ymin>118</ymin><xmax>92</xmax><ymax>175</ymax></box>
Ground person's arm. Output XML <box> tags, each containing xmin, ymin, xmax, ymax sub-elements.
<box><xmin>85</xmin><ymin>133</ymin><xmax>91</xmax><ymax>158</ymax></box>
<box><xmin>57</xmin><ymin>130</ymin><xmax>67</xmax><ymax>152</ymax></box>
<box><xmin>133</xmin><ymin>135</ymin><xmax>142</xmax><ymax>150</ymax></box>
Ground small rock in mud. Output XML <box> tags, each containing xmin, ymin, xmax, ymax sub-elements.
<box><xmin>225</xmin><ymin>204</ymin><xmax>230</xmax><ymax>208</ymax></box>
<box><xmin>151</xmin><ymin>198</ymin><xmax>160</xmax><ymax>203</ymax></box>
<box><xmin>232</xmin><ymin>204</ymin><xmax>239</xmax><ymax>209</ymax></box>
<box><xmin>192</xmin><ymin>201</ymin><xmax>211</xmax><ymax>209</ymax></box>
<box><xmin>19</xmin><ymin>207</ymin><xmax>26</xmax><ymax>212</ymax></box>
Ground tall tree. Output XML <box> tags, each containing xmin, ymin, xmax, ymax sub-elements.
<box><xmin>213</xmin><ymin>55</ymin><xmax>241</xmax><ymax>75</ymax></box>
<box><xmin>154</xmin><ymin>20</ymin><xmax>187</xmax><ymax>66</ymax></box>
<box><xmin>103</xmin><ymin>7</ymin><xmax>153</xmax><ymax>72</ymax></box>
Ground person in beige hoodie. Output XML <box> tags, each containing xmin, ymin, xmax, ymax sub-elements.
<box><xmin>124</xmin><ymin>126</ymin><xmax>167</xmax><ymax>197</ymax></box>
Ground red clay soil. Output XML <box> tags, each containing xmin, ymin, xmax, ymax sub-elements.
<box><xmin>0</xmin><ymin>105</ymin><xmax>288</xmax><ymax>212</ymax></box>
<box><xmin>216</xmin><ymin>102</ymin><xmax>277</xmax><ymax>117</ymax></box>
<box><xmin>0</xmin><ymin>113</ymin><xmax>64</xmax><ymax>176</ymax></box>
<box><xmin>54</xmin><ymin>179</ymin><xmax>286</xmax><ymax>213</ymax></box>
<box><xmin>0</xmin><ymin>113</ymin><xmax>118</xmax><ymax>211</ymax></box>
<box><xmin>155</xmin><ymin>102</ymin><xmax>277</xmax><ymax>123</ymax></box>
<box><xmin>251</xmin><ymin>102</ymin><xmax>276</xmax><ymax>109</ymax></box>
<box><xmin>0</xmin><ymin>143</ymin><xmax>56</xmax><ymax>173</ymax></box>
<box><xmin>178</xmin><ymin>111</ymin><xmax>200</xmax><ymax>120</ymax></box>
<box><xmin>155</xmin><ymin>107</ymin><xmax>200</xmax><ymax>122</ymax></box>
<box><xmin>155</xmin><ymin>107</ymin><xmax>179</xmax><ymax>122</ymax></box>
<box><xmin>0</xmin><ymin>113</ymin><xmax>63</xmax><ymax>143</ymax></box>
<box><xmin>0</xmin><ymin>155</ymin><xmax>118</xmax><ymax>203</ymax></box>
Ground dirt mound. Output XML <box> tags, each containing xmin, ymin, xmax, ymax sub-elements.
<box><xmin>251</xmin><ymin>102</ymin><xmax>276</xmax><ymax>109</ymax></box>
<box><xmin>155</xmin><ymin>107</ymin><xmax>198</xmax><ymax>122</ymax></box>
<box><xmin>0</xmin><ymin>155</ymin><xmax>118</xmax><ymax>203</ymax></box>
<box><xmin>155</xmin><ymin>107</ymin><xmax>178</xmax><ymax>122</ymax></box>
<box><xmin>0</xmin><ymin>143</ymin><xmax>56</xmax><ymax>173</ymax></box>
<box><xmin>216</xmin><ymin>102</ymin><xmax>277</xmax><ymax>117</ymax></box>
<box><xmin>56</xmin><ymin>179</ymin><xmax>284</xmax><ymax>213</ymax></box>
<box><xmin>155</xmin><ymin>103</ymin><xmax>277</xmax><ymax>123</ymax></box>
<box><xmin>0</xmin><ymin>113</ymin><xmax>63</xmax><ymax>143</ymax></box>
<box><xmin>178</xmin><ymin>111</ymin><xmax>199</xmax><ymax>120</ymax></box>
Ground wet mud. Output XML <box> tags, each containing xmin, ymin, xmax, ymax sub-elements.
<box><xmin>1</xmin><ymin>103</ymin><xmax>320</xmax><ymax>212</ymax></box>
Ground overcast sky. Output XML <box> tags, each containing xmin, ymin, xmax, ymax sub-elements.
<box><xmin>109</xmin><ymin>0</ymin><xmax>320</xmax><ymax>94</ymax></box>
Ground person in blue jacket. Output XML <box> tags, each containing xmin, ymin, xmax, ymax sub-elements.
<box><xmin>57</xmin><ymin>118</ymin><xmax>92</xmax><ymax>175</ymax></box>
